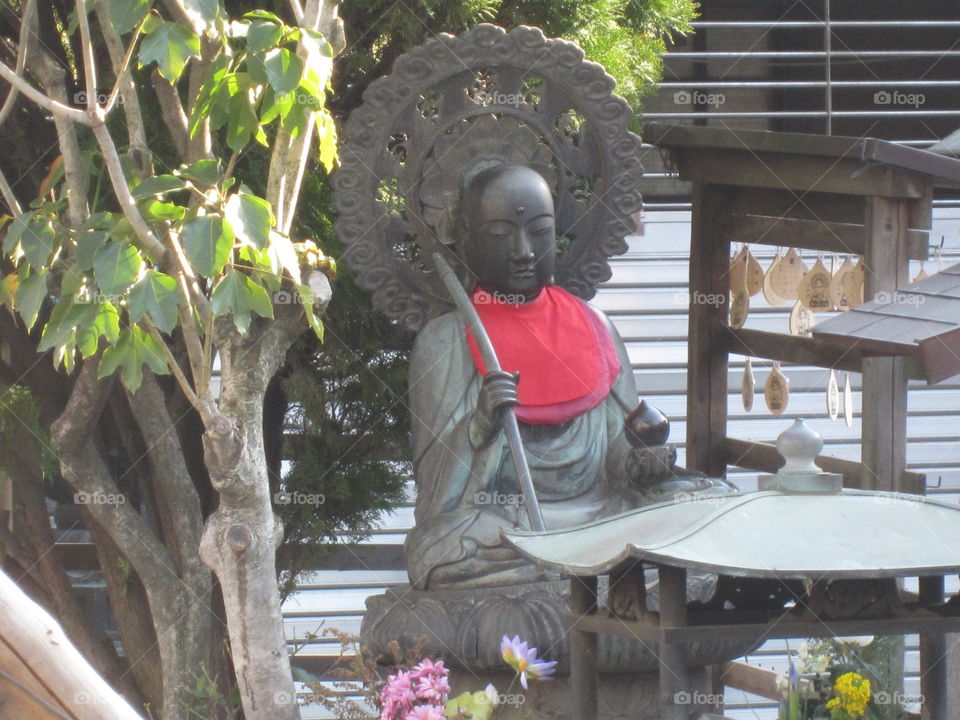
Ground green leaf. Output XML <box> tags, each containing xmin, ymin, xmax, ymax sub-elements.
<box><xmin>226</xmin><ymin>85</ymin><xmax>259</xmax><ymax>151</ymax></box>
<box><xmin>20</xmin><ymin>219</ymin><xmax>56</xmax><ymax>270</ymax></box>
<box><xmin>445</xmin><ymin>691</ymin><xmax>494</xmax><ymax>720</ymax></box>
<box><xmin>242</xmin><ymin>10</ymin><xmax>283</xmax><ymax>23</ymax></box>
<box><xmin>15</xmin><ymin>268</ymin><xmax>47</xmax><ymax>331</ymax></box>
<box><xmin>132</xmin><ymin>174</ymin><xmax>186</xmax><ymax>198</ymax></box>
<box><xmin>183</xmin><ymin>216</ymin><xmax>234</xmax><ymax>277</ymax></box>
<box><xmin>179</xmin><ymin>159</ymin><xmax>221</xmax><ymax>187</ymax></box>
<box><xmin>189</xmin><ymin>54</ymin><xmax>231</xmax><ymax>138</ymax></box>
<box><xmin>59</xmin><ymin>264</ymin><xmax>85</xmax><ymax>296</ymax></box>
<box><xmin>297</xmin><ymin>283</ymin><xmax>324</xmax><ymax>341</ymax></box>
<box><xmin>98</xmin><ymin>326</ymin><xmax>169</xmax><ymax>391</ymax></box>
<box><xmin>2</xmin><ymin>213</ymin><xmax>30</xmax><ymax>255</ymax></box>
<box><xmin>247</xmin><ymin>20</ymin><xmax>282</xmax><ymax>53</ymax></box>
<box><xmin>184</xmin><ymin>0</ymin><xmax>219</xmax><ymax>21</ymax></box>
<box><xmin>315</xmin><ymin>110</ymin><xmax>338</xmax><ymax>172</ymax></box>
<box><xmin>77</xmin><ymin>302</ymin><xmax>120</xmax><ymax>358</ymax></box>
<box><xmin>109</xmin><ymin>0</ymin><xmax>151</xmax><ymax>35</ymax></box>
<box><xmin>75</xmin><ymin>230</ymin><xmax>108</xmax><ymax>270</ymax></box>
<box><xmin>142</xmin><ymin>200</ymin><xmax>186</xmax><ymax>222</ymax></box>
<box><xmin>267</xmin><ymin>230</ymin><xmax>301</xmax><ymax>284</ymax></box>
<box><xmin>38</xmin><ymin>297</ymin><xmax>98</xmax><ymax>353</ymax></box>
<box><xmin>0</xmin><ymin>273</ymin><xmax>18</xmax><ymax>310</ymax></box>
<box><xmin>139</xmin><ymin>21</ymin><xmax>200</xmax><ymax>83</ymax></box>
<box><xmin>128</xmin><ymin>270</ymin><xmax>180</xmax><ymax>333</ymax></box>
<box><xmin>259</xmin><ymin>86</ymin><xmax>294</xmax><ymax>124</ymax></box>
<box><xmin>211</xmin><ymin>269</ymin><xmax>274</xmax><ymax>334</ymax></box>
<box><xmin>225</xmin><ymin>194</ymin><xmax>273</xmax><ymax>249</ymax></box>
<box><xmin>93</xmin><ymin>242</ymin><xmax>142</xmax><ymax>296</ymax></box>
<box><xmin>263</xmin><ymin>48</ymin><xmax>303</xmax><ymax>94</ymax></box>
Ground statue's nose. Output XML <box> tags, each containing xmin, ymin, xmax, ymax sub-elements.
<box><xmin>511</xmin><ymin>233</ymin><xmax>536</xmax><ymax>263</ymax></box>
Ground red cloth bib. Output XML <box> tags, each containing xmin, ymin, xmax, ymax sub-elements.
<box><xmin>466</xmin><ymin>286</ymin><xmax>620</xmax><ymax>424</ymax></box>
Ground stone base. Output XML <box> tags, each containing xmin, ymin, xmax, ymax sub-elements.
<box><xmin>361</xmin><ymin>579</ymin><xmax>758</xmax><ymax>675</ymax></box>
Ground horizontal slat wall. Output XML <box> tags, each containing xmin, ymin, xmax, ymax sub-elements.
<box><xmin>284</xmin><ymin>207</ymin><xmax>960</xmax><ymax>717</ymax></box>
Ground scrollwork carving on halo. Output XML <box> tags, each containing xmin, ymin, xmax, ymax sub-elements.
<box><xmin>333</xmin><ymin>23</ymin><xmax>644</xmax><ymax>332</ymax></box>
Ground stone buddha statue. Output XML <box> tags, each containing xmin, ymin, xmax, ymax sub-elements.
<box><xmin>405</xmin><ymin>164</ymin><xmax>733</xmax><ymax>590</ymax></box>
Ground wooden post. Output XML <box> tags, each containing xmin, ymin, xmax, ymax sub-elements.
<box><xmin>860</xmin><ymin>195</ymin><xmax>910</xmax><ymax>491</ymax></box>
<box><xmin>686</xmin><ymin>183</ymin><xmax>731</xmax><ymax>478</ymax></box>
<box><xmin>658</xmin><ymin>565</ymin><xmax>691</xmax><ymax>720</ymax></box>
<box><xmin>569</xmin><ymin>575</ymin><xmax>599</xmax><ymax>720</ymax></box>
<box><xmin>919</xmin><ymin>575</ymin><xmax>947</xmax><ymax>720</ymax></box>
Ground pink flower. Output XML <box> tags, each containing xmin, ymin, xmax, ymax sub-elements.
<box><xmin>404</xmin><ymin>704</ymin><xmax>446</xmax><ymax>720</ymax></box>
<box><xmin>501</xmin><ymin>635</ymin><xmax>558</xmax><ymax>689</ymax></box>
<box><xmin>380</xmin><ymin>670</ymin><xmax>416</xmax><ymax>720</ymax></box>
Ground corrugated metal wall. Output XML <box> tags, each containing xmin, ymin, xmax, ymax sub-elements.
<box><xmin>286</xmin><ymin>206</ymin><xmax>960</xmax><ymax>718</ymax></box>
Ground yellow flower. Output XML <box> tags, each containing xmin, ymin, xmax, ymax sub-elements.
<box><xmin>826</xmin><ymin>672</ymin><xmax>871</xmax><ymax>719</ymax></box>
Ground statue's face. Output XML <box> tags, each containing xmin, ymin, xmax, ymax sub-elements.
<box><xmin>463</xmin><ymin>166</ymin><xmax>556</xmax><ymax>302</ymax></box>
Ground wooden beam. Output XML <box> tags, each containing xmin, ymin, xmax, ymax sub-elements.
<box><xmin>727</xmin><ymin>213</ymin><xmax>929</xmax><ymax>261</ymax></box>
<box><xmin>716</xmin><ymin>661</ymin><xmax>779</xmax><ymax>700</ymax></box>
<box><xmin>861</xmin><ymin>196</ymin><xmax>910</xmax><ymax>492</ymax></box>
<box><xmin>686</xmin><ymin>184</ymin><xmax>731</xmax><ymax>478</ymax></box>
<box><xmin>676</xmin><ymin>149</ymin><xmax>926</xmax><ymax>198</ymax></box>
<box><xmin>719</xmin><ymin>326</ymin><xmax>865</xmax><ymax>373</ymax></box>
<box><xmin>724</xmin><ymin>437</ymin><xmax>926</xmax><ymax>493</ymax></box>
<box><xmin>0</xmin><ymin>568</ymin><xmax>144</xmax><ymax>720</ymax></box>
<box><xmin>727</xmin><ymin>186</ymin><xmax>865</xmax><ymax>226</ymax></box>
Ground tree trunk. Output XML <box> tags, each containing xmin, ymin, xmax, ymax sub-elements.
<box><xmin>199</xmin><ymin>298</ymin><xmax>329</xmax><ymax>720</ymax></box>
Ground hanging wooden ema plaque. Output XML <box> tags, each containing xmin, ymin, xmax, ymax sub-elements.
<box><xmin>831</xmin><ymin>256</ymin><xmax>855</xmax><ymax>312</ymax></box>
<box><xmin>841</xmin><ymin>257</ymin><xmax>866</xmax><ymax>308</ymax></box>
<box><xmin>742</xmin><ymin>356</ymin><xmax>755</xmax><ymax>411</ymax></box>
<box><xmin>769</xmin><ymin>247</ymin><xmax>805</xmax><ymax>301</ymax></box>
<box><xmin>843</xmin><ymin>372</ymin><xmax>854</xmax><ymax>427</ymax></box>
<box><xmin>728</xmin><ymin>246</ymin><xmax>754</xmax><ymax>329</ymax></box>
<box><xmin>763</xmin><ymin>248</ymin><xmax>789</xmax><ymax>306</ymax></box>
<box><xmin>827</xmin><ymin>369</ymin><xmax>840</xmax><ymax>420</ymax></box>
<box><xmin>799</xmin><ymin>257</ymin><xmax>834</xmax><ymax>312</ymax></box>
<box><xmin>765</xmin><ymin>362</ymin><xmax>790</xmax><ymax>415</ymax></box>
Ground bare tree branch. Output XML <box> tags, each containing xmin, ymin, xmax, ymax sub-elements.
<box><xmin>0</xmin><ymin>0</ymin><xmax>36</xmax><ymax>130</ymax></box>
<box><xmin>94</xmin><ymin>1</ymin><xmax>148</xmax><ymax>154</ymax></box>
<box><xmin>75</xmin><ymin>0</ymin><xmax>99</xmax><ymax>113</ymax></box>
<box><xmin>90</xmin><ymin>121</ymin><xmax>168</xmax><ymax>261</ymax></box>
<box><xmin>151</xmin><ymin>70</ymin><xmax>189</xmax><ymax>160</ymax></box>
<box><xmin>0</xmin><ymin>166</ymin><xmax>22</xmax><ymax>215</ymax></box>
<box><xmin>0</xmin><ymin>60</ymin><xmax>91</xmax><ymax>126</ymax></box>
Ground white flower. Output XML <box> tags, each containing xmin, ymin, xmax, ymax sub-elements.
<box><xmin>483</xmin><ymin>683</ymin><xmax>500</xmax><ymax>708</ymax></box>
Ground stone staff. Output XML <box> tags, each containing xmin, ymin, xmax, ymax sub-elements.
<box><xmin>431</xmin><ymin>251</ymin><xmax>546</xmax><ymax>532</ymax></box>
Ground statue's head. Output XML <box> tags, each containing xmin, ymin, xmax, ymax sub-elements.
<box><xmin>459</xmin><ymin>164</ymin><xmax>556</xmax><ymax>302</ymax></box>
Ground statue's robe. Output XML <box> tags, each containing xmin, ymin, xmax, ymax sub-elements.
<box><xmin>405</xmin><ymin>287</ymin><xmax>640</xmax><ymax>589</ymax></box>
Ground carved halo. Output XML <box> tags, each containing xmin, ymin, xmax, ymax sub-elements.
<box><xmin>332</xmin><ymin>24</ymin><xmax>644</xmax><ymax>332</ymax></box>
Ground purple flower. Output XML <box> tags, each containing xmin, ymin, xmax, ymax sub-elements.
<box><xmin>501</xmin><ymin>635</ymin><xmax>558</xmax><ymax>689</ymax></box>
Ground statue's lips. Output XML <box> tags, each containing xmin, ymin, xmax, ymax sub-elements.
<box><xmin>511</xmin><ymin>268</ymin><xmax>536</xmax><ymax>279</ymax></box>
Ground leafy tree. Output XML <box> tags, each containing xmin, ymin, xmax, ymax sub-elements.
<box><xmin>0</xmin><ymin>1</ymin><xmax>342</xmax><ymax>718</ymax></box>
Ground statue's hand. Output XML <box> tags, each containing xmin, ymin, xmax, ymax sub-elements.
<box><xmin>626</xmin><ymin>445</ymin><xmax>678</xmax><ymax>486</ymax></box>
<box><xmin>470</xmin><ymin>370</ymin><xmax>520</xmax><ymax>448</ymax></box>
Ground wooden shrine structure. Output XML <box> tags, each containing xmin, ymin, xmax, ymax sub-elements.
<box><xmin>511</xmin><ymin>125</ymin><xmax>960</xmax><ymax>720</ymax></box>
<box><xmin>642</xmin><ymin>122</ymin><xmax>960</xmax><ymax>494</ymax></box>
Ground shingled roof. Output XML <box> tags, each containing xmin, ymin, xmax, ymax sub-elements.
<box><xmin>813</xmin><ymin>264</ymin><xmax>960</xmax><ymax>384</ymax></box>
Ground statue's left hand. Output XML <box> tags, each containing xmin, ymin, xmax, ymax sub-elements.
<box><xmin>626</xmin><ymin>445</ymin><xmax>678</xmax><ymax>486</ymax></box>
